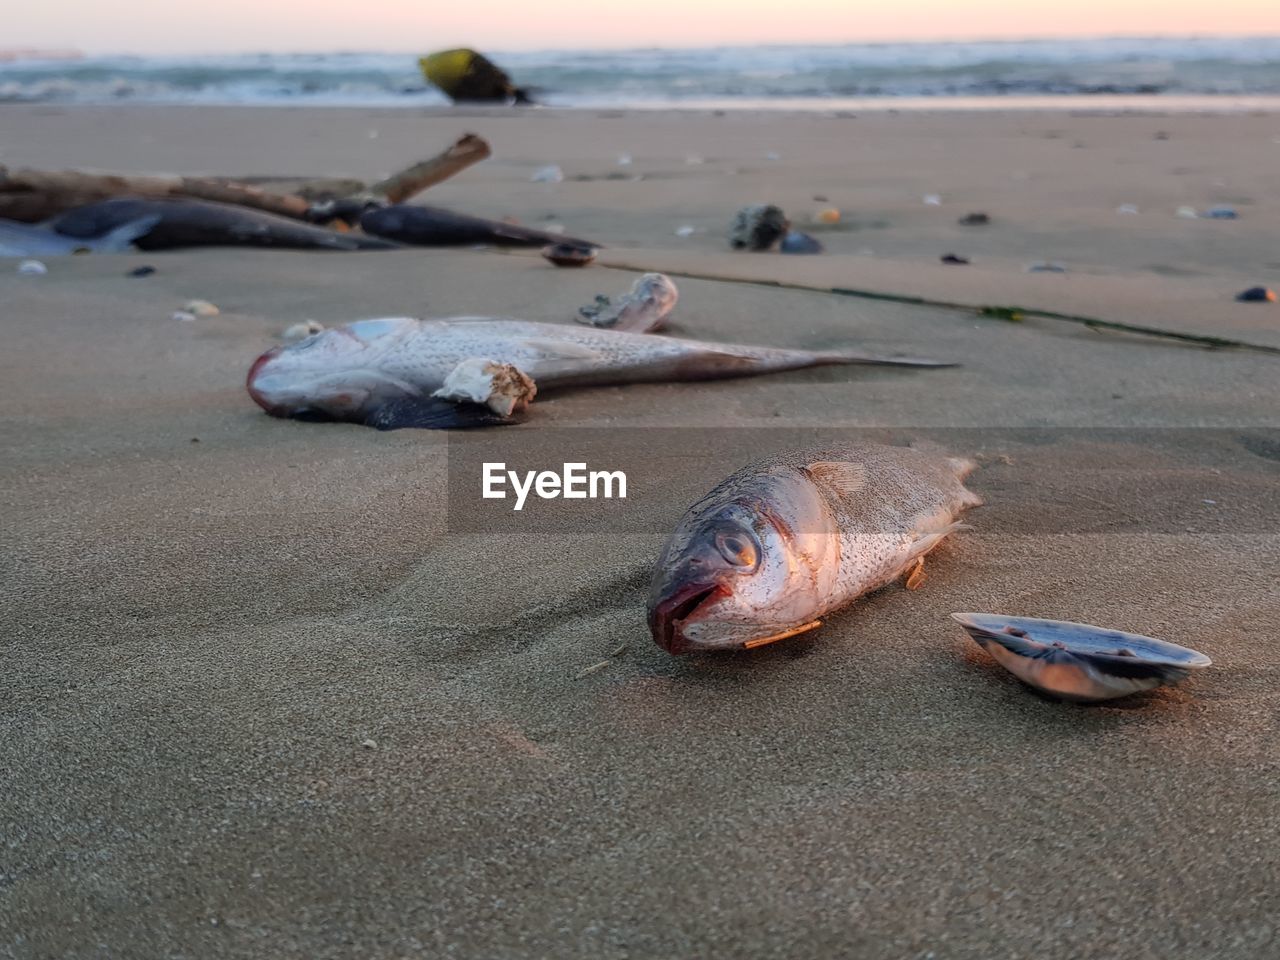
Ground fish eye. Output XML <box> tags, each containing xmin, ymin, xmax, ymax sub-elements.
<box><xmin>715</xmin><ymin>531</ymin><xmax>757</xmax><ymax>569</ymax></box>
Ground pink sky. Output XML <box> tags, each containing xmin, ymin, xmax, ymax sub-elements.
<box><xmin>12</xmin><ymin>0</ymin><xmax>1280</xmax><ymax>54</ymax></box>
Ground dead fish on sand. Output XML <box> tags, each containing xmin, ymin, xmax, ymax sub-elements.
<box><xmin>49</xmin><ymin>198</ymin><xmax>397</xmax><ymax>251</ymax></box>
<box><xmin>952</xmin><ymin>613</ymin><xmax>1211</xmax><ymax>703</ymax></box>
<box><xmin>648</xmin><ymin>443</ymin><xmax>982</xmax><ymax>653</ymax></box>
<box><xmin>0</xmin><ymin>213</ymin><xmax>161</xmax><ymax>257</ymax></box>
<box><xmin>577</xmin><ymin>273</ymin><xmax>678</xmax><ymax>332</ymax></box>
<box><xmin>360</xmin><ymin>205</ymin><xmax>595</xmax><ymax>248</ymax></box>
<box><xmin>247</xmin><ymin>319</ymin><xmax>953</xmax><ymax>430</ymax></box>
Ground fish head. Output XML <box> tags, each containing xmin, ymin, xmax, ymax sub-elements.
<box><xmin>246</xmin><ymin>317</ymin><xmax>416</xmax><ymax>418</ymax></box>
<box><xmin>648</xmin><ymin>473</ymin><xmax>839</xmax><ymax>654</ymax></box>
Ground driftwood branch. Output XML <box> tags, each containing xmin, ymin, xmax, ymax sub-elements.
<box><xmin>362</xmin><ymin>133</ymin><xmax>492</xmax><ymax>204</ymax></box>
<box><xmin>0</xmin><ymin>132</ymin><xmax>492</xmax><ymax>223</ymax></box>
<box><xmin>0</xmin><ymin>167</ymin><xmax>311</xmax><ymax>219</ymax></box>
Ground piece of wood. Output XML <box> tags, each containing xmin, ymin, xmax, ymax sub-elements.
<box><xmin>0</xmin><ymin>133</ymin><xmax>492</xmax><ymax>225</ymax></box>
<box><xmin>361</xmin><ymin>133</ymin><xmax>491</xmax><ymax>204</ymax></box>
<box><xmin>0</xmin><ymin>168</ymin><xmax>311</xmax><ymax>220</ymax></box>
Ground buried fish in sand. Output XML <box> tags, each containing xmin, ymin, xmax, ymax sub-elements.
<box><xmin>247</xmin><ymin>316</ymin><xmax>953</xmax><ymax>429</ymax></box>
<box><xmin>648</xmin><ymin>443</ymin><xmax>982</xmax><ymax>654</ymax></box>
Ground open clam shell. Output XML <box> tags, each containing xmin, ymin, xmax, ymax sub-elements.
<box><xmin>952</xmin><ymin>613</ymin><xmax>1211</xmax><ymax>703</ymax></box>
<box><xmin>542</xmin><ymin>242</ymin><xmax>597</xmax><ymax>267</ymax></box>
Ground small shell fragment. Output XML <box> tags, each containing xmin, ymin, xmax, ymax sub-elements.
<box><xmin>17</xmin><ymin>259</ymin><xmax>47</xmax><ymax>275</ymax></box>
<box><xmin>283</xmin><ymin>320</ymin><xmax>326</xmax><ymax>340</ymax></box>
<box><xmin>183</xmin><ymin>299</ymin><xmax>220</xmax><ymax>317</ymax></box>
<box><xmin>953</xmin><ymin>612</ymin><xmax>1211</xmax><ymax>703</ymax></box>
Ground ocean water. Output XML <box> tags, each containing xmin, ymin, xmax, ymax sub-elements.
<box><xmin>3</xmin><ymin>38</ymin><xmax>1280</xmax><ymax>108</ymax></box>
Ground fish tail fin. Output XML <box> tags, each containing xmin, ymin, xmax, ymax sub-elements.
<box><xmin>96</xmin><ymin>213</ymin><xmax>163</xmax><ymax>251</ymax></box>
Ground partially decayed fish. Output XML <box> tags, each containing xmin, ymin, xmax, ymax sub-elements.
<box><xmin>247</xmin><ymin>318</ymin><xmax>953</xmax><ymax>429</ymax></box>
<box><xmin>648</xmin><ymin>443</ymin><xmax>982</xmax><ymax>653</ymax></box>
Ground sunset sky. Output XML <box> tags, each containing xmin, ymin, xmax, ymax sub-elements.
<box><xmin>12</xmin><ymin>0</ymin><xmax>1280</xmax><ymax>54</ymax></box>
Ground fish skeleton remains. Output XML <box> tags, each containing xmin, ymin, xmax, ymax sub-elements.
<box><xmin>0</xmin><ymin>214</ymin><xmax>161</xmax><ymax>256</ymax></box>
<box><xmin>246</xmin><ymin>318</ymin><xmax>954</xmax><ymax>429</ymax></box>
<box><xmin>648</xmin><ymin>443</ymin><xmax>983</xmax><ymax>654</ymax></box>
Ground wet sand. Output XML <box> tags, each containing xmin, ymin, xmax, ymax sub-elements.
<box><xmin>1</xmin><ymin>104</ymin><xmax>1278</xmax><ymax>959</ymax></box>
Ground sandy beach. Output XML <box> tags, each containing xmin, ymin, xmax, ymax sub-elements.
<box><xmin>2</xmin><ymin>103</ymin><xmax>1278</xmax><ymax>959</ymax></box>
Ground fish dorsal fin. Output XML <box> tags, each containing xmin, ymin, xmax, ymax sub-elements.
<box><xmin>802</xmin><ymin>460</ymin><xmax>867</xmax><ymax>500</ymax></box>
<box><xmin>521</xmin><ymin>338</ymin><xmax>605</xmax><ymax>362</ymax></box>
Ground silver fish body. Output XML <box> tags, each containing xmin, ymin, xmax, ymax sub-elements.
<box><xmin>247</xmin><ymin>316</ymin><xmax>951</xmax><ymax>427</ymax></box>
<box><xmin>649</xmin><ymin>443</ymin><xmax>982</xmax><ymax>653</ymax></box>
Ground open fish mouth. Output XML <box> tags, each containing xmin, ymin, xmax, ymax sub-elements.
<box><xmin>246</xmin><ymin>347</ymin><xmax>285</xmax><ymax>414</ymax></box>
<box><xmin>650</xmin><ymin>582</ymin><xmax>731</xmax><ymax>654</ymax></box>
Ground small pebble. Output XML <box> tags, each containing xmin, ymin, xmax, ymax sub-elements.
<box><xmin>957</xmin><ymin>212</ymin><xmax>989</xmax><ymax>226</ymax></box>
<box><xmin>617</xmin><ymin>153</ymin><xmax>632</xmax><ymax>166</ymax></box>
<box><xmin>1116</xmin><ymin>204</ymin><xmax>1139</xmax><ymax>215</ymax></box>
<box><xmin>675</xmin><ymin>224</ymin><xmax>698</xmax><ymax>237</ymax></box>
<box><xmin>1176</xmin><ymin>206</ymin><xmax>1199</xmax><ymax>219</ymax></box>
<box><xmin>1026</xmin><ymin>261</ymin><xmax>1067</xmax><ymax>273</ymax></box>
<box><xmin>361</xmin><ymin>739</ymin><xmax>377</xmax><ymax>750</ymax></box>
<box><xmin>923</xmin><ymin>194</ymin><xmax>942</xmax><ymax>206</ymax></box>
<box><xmin>779</xmin><ymin>231</ymin><xmax>823</xmax><ymax>255</ymax></box>
<box><xmin>1235</xmin><ymin>286</ymin><xmax>1277</xmax><ymax>303</ymax></box>
<box><xmin>531</xmin><ymin>165</ymin><xmax>564</xmax><ymax>183</ymax></box>
<box><xmin>17</xmin><ymin>259</ymin><xmax>47</xmax><ymax>275</ymax></box>
<box><xmin>764</xmin><ymin>151</ymin><xmax>781</xmax><ymax>161</ymax></box>
<box><xmin>1205</xmin><ymin>205</ymin><xmax>1238</xmax><ymax>220</ymax></box>
<box><xmin>183</xmin><ymin>299</ymin><xmax>219</xmax><ymax>317</ymax></box>
<box><xmin>940</xmin><ymin>253</ymin><xmax>970</xmax><ymax>265</ymax></box>
<box><xmin>282</xmin><ymin>320</ymin><xmax>325</xmax><ymax>340</ymax></box>
<box><xmin>814</xmin><ymin>208</ymin><xmax>841</xmax><ymax>224</ymax></box>
<box><xmin>128</xmin><ymin>265</ymin><xmax>156</xmax><ymax>277</ymax></box>
<box><xmin>171</xmin><ymin>311</ymin><xmax>197</xmax><ymax>322</ymax></box>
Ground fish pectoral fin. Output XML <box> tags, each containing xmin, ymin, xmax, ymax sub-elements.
<box><xmin>802</xmin><ymin>461</ymin><xmax>868</xmax><ymax>500</ymax></box>
<box><xmin>363</xmin><ymin>396</ymin><xmax>522</xmax><ymax>430</ymax></box>
<box><xmin>520</xmin><ymin>338</ymin><xmax>606</xmax><ymax>362</ymax></box>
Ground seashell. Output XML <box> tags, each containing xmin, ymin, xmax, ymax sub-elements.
<box><xmin>531</xmin><ymin>165</ymin><xmax>564</xmax><ymax>183</ymax></box>
<box><xmin>542</xmin><ymin>242</ymin><xmax>597</xmax><ymax>267</ymax></box>
<box><xmin>953</xmin><ymin>613</ymin><xmax>1211</xmax><ymax>703</ymax></box>
<box><xmin>17</xmin><ymin>259</ymin><xmax>47</xmax><ymax>275</ymax></box>
<box><xmin>183</xmin><ymin>299</ymin><xmax>220</xmax><ymax>317</ymax></box>
<box><xmin>283</xmin><ymin>320</ymin><xmax>325</xmax><ymax>341</ymax></box>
